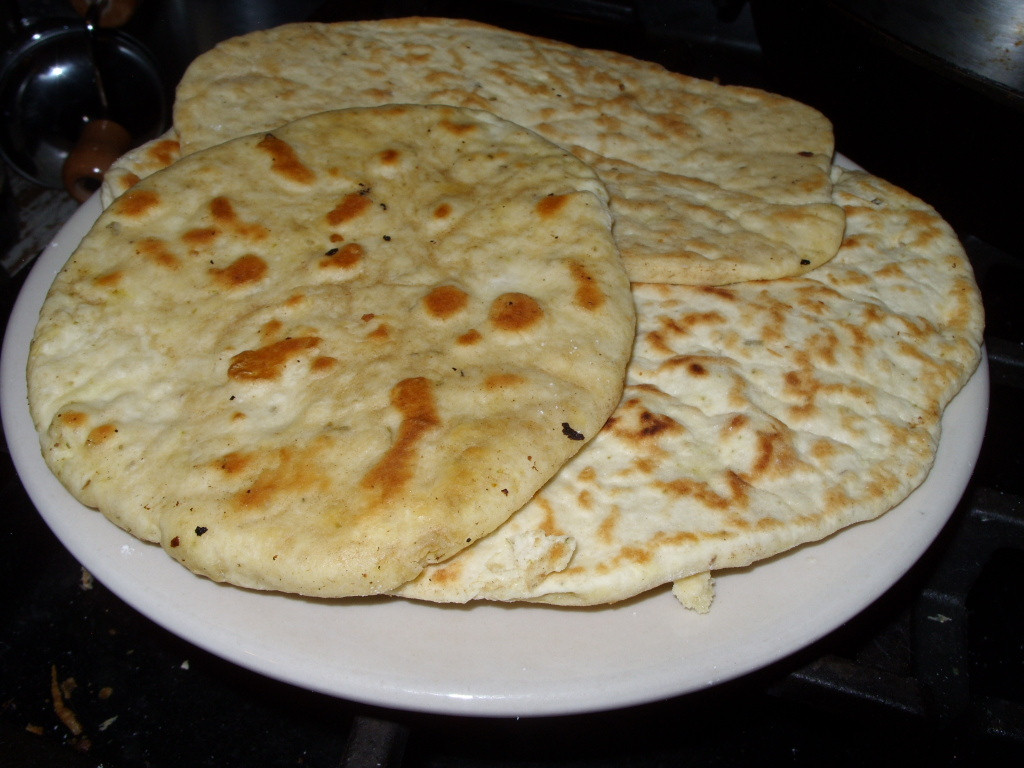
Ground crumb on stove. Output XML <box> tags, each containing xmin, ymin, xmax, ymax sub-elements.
<box><xmin>50</xmin><ymin>665</ymin><xmax>84</xmax><ymax>737</ymax></box>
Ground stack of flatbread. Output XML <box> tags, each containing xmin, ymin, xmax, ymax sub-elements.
<box><xmin>29</xmin><ymin>18</ymin><xmax>983</xmax><ymax>611</ymax></box>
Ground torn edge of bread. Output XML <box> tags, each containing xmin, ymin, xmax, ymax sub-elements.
<box><xmin>672</xmin><ymin>572</ymin><xmax>715</xmax><ymax>613</ymax></box>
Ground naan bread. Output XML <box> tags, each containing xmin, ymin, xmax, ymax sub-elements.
<box><xmin>393</xmin><ymin>168</ymin><xmax>984</xmax><ymax>606</ymax></box>
<box><xmin>163</xmin><ymin>17</ymin><xmax>843</xmax><ymax>285</ymax></box>
<box><xmin>99</xmin><ymin>128</ymin><xmax>181</xmax><ymax>208</ymax></box>
<box><xmin>28</xmin><ymin>105</ymin><xmax>635</xmax><ymax>597</ymax></box>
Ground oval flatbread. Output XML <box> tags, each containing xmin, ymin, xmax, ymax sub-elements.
<box><xmin>393</xmin><ymin>168</ymin><xmax>984</xmax><ymax>606</ymax></box>
<box><xmin>28</xmin><ymin>105</ymin><xmax>635</xmax><ymax>597</ymax></box>
<box><xmin>145</xmin><ymin>17</ymin><xmax>844</xmax><ymax>285</ymax></box>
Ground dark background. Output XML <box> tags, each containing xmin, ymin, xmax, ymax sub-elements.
<box><xmin>2</xmin><ymin>2</ymin><xmax>1023</xmax><ymax>766</ymax></box>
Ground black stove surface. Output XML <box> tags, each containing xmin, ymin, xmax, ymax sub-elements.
<box><xmin>3</xmin><ymin>2</ymin><xmax>1024</xmax><ymax>766</ymax></box>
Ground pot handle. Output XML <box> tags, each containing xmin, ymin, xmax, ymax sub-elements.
<box><xmin>62</xmin><ymin>118</ymin><xmax>132</xmax><ymax>202</ymax></box>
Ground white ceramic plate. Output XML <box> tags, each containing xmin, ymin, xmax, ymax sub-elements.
<box><xmin>1</xmin><ymin>194</ymin><xmax>989</xmax><ymax>718</ymax></box>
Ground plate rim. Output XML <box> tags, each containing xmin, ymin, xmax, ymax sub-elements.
<box><xmin>0</xmin><ymin>192</ymin><xmax>989</xmax><ymax>718</ymax></box>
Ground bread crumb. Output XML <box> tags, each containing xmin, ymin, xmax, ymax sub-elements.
<box><xmin>672</xmin><ymin>572</ymin><xmax>714</xmax><ymax>613</ymax></box>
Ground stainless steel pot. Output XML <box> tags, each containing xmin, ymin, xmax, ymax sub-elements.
<box><xmin>0</xmin><ymin>0</ymin><xmax>167</xmax><ymax>199</ymax></box>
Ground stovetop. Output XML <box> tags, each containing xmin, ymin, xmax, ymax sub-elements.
<box><xmin>2</xmin><ymin>1</ymin><xmax>1024</xmax><ymax>766</ymax></box>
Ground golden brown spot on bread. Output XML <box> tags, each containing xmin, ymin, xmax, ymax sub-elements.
<box><xmin>227</xmin><ymin>336</ymin><xmax>320</xmax><ymax>380</ymax></box>
<box><xmin>728</xmin><ymin>414</ymin><xmax>750</xmax><ymax>431</ymax></box>
<box><xmin>812</xmin><ymin>439</ymin><xmax>838</xmax><ymax>461</ymax></box>
<box><xmin>256</xmin><ymin>134</ymin><xmax>315</xmax><ymax>184</ymax></box>
<box><xmin>85</xmin><ymin>424</ymin><xmax>117</xmax><ymax>446</ymax></box>
<box><xmin>569</xmin><ymin>261</ymin><xmax>605</xmax><ymax>311</ymax></box>
<box><xmin>58</xmin><ymin>411</ymin><xmax>88</xmax><ymax>428</ymax></box>
<box><xmin>233</xmin><ymin>442</ymin><xmax>329</xmax><ymax>511</ymax></box>
<box><xmin>311</xmin><ymin>356</ymin><xmax>337</xmax><ymax>372</ymax></box>
<box><xmin>808</xmin><ymin>329</ymin><xmax>839</xmax><ymax>366</ymax></box>
<box><xmin>535</xmin><ymin>498</ymin><xmax>566</xmax><ymax>537</ymax></box>
<box><xmin>656</xmin><ymin>471</ymin><xmax>750</xmax><ymax>510</ymax></box>
<box><xmin>619</xmin><ymin>545</ymin><xmax>653</xmax><ymax>565</ymax></box>
<box><xmin>578</xmin><ymin>466</ymin><xmax>597</xmax><ymax>483</ymax></box>
<box><xmin>136</xmin><ymin>238</ymin><xmax>180</xmax><ymax>269</ymax></box>
<box><xmin>207</xmin><ymin>197</ymin><xmax>234</xmax><ymax>225</ymax></box>
<box><xmin>638</xmin><ymin>410</ymin><xmax>680</xmax><ymax>437</ymax></box>
<box><xmin>423</xmin><ymin>285</ymin><xmax>469</xmax><ymax>319</ymax></box>
<box><xmin>657</xmin><ymin>354</ymin><xmax>719</xmax><ymax>376</ymax></box>
<box><xmin>606</xmin><ymin>398</ymin><xmax>682</xmax><ymax>442</ymax></box>
<box><xmin>321</xmin><ymin>243</ymin><xmax>364</xmax><ymax>269</ymax></box>
<box><xmin>146</xmin><ymin>138</ymin><xmax>180</xmax><ymax>167</ymax></box>
<box><xmin>115</xmin><ymin>188</ymin><xmax>160</xmax><ymax>217</ymax></box>
<box><xmin>368</xmin><ymin>324</ymin><xmax>390</xmax><ymax>340</ymax></box>
<box><xmin>433</xmin><ymin>203</ymin><xmax>452</xmax><ymax>218</ymax></box>
<box><xmin>360</xmin><ymin>377</ymin><xmax>440</xmax><ymax>501</ymax></box>
<box><xmin>427</xmin><ymin>562</ymin><xmax>463</xmax><ymax>586</ymax></box>
<box><xmin>596</xmin><ymin>507</ymin><xmax>619</xmax><ymax>545</ymax></box>
<box><xmin>210</xmin><ymin>255</ymin><xmax>267</xmax><ymax>287</ymax></box>
<box><xmin>825</xmin><ymin>485</ymin><xmax>853</xmax><ymax>513</ymax></box>
<box><xmin>783</xmin><ymin>367</ymin><xmax>820</xmax><ymax>417</ymax></box>
<box><xmin>489</xmin><ymin>293</ymin><xmax>543</xmax><ymax>331</ymax></box>
<box><xmin>536</xmin><ymin>193</ymin><xmax>570</xmax><ymax>218</ymax></box>
<box><xmin>700</xmin><ymin>286</ymin><xmax>737</xmax><ymax>301</ymax></box>
<box><xmin>215</xmin><ymin>451</ymin><xmax>251</xmax><ymax>474</ymax></box>
<box><xmin>329</xmin><ymin>233</ymin><xmax>344</xmax><ymax>243</ymax></box>
<box><xmin>632</xmin><ymin>456</ymin><xmax>658</xmax><ymax>474</ymax></box>
<box><xmin>484</xmin><ymin>373</ymin><xmax>525</xmax><ymax>390</ymax></box>
<box><xmin>438</xmin><ymin>118</ymin><xmax>478</xmax><ymax>134</ymax></box>
<box><xmin>457</xmin><ymin>329</ymin><xmax>482</xmax><ymax>345</ymax></box>
<box><xmin>327</xmin><ymin>193</ymin><xmax>373</xmax><ymax>226</ymax></box>
<box><xmin>662</xmin><ymin>311</ymin><xmax>727</xmax><ymax>337</ymax></box>
<box><xmin>210</xmin><ymin>197</ymin><xmax>238</xmax><ymax>225</ymax></box>
<box><xmin>749</xmin><ymin>429</ymin><xmax>800</xmax><ymax>479</ymax></box>
<box><xmin>645</xmin><ymin>330</ymin><xmax>674</xmax><ymax>356</ymax></box>
<box><xmin>119</xmin><ymin>172</ymin><xmax>140</xmax><ymax>190</ymax></box>
<box><xmin>380</xmin><ymin>148</ymin><xmax>401</xmax><ymax>164</ymax></box>
<box><xmin>876</xmin><ymin>263</ymin><xmax>907</xmax><ymax>280</ymax></box>
<box><xmin>237</xmin><ymin>222</ymin><xmax>270</xmax><ymax>241</ymax></box>
<box><xmin>182</xmin><ymin>227</ymin><xmax>220</xmax><ymax>247</ymax></box>
<box><xmin>261</xmin><ymin>319</ymin><xmax>283</xmax><ymax>340</ymax></box>
<box><xmin>94</xmin><ymin>270</ymin><xmax>123</xmax><ymax>287</ymax></box>
<box><xmin>602</xmin><ymin>528</ymin><xmax>705</xmax><ymax>571</ymax></box>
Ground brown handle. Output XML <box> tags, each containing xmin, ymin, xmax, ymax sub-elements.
<box><xmin>69</xmin><ymin>0</ymin><xmax>140</xmax><ymax>28</ymax></box>
<box><xmin>62</xmin><ymin>118</ymin><xmax>133</xmax><ymax>202</ymax></box>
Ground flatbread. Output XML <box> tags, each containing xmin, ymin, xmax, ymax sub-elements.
<box><xmin>161</xmin><ymin>17</ymin><xmax>844</xmax><ymax>285</ymax></box>
<box><xmin>99</xmin><ymin>128</ymin><xmax>180</xmax><ymax>208</ymax></box>
<box><xmin>393</xmin><ymin>168</ymin><xmax>984</xmax><ymax>606</ymax></box>
<box><xmin>27</xmin><ymin>105</ymin><xmax>635</xmax><ymax>597</ymax></box>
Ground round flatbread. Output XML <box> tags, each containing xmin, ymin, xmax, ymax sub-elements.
<box><xmin>99</xmin><ymin>127</ymin><xmax>180</xmax><ymax>208</ymax></box>
<box><xmin>160</xmin><ymin>17</ymin><xmax>844</xmax><ymax>285</ymax></box>
<box><xmin>393</xmin><ymin>168</ymin><xmax>984</xmax><ymax>606</ymax></box>
<box><xmin>28</xmin><ymin>105</ymin><xmax>635</xmax><ymax>597</ymax></box>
